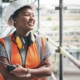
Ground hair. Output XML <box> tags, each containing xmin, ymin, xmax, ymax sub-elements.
<box><xmin>11</xmin><ymin>6</ymin><xmax>32</xmax><ymax>18</ymax></box>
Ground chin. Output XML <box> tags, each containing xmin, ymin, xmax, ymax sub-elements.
<box><xmin>28</xmin><ymin>28</ymin><xmax>34</xmax><ymax>31</ymax></box>
<box><xmin>29</xmin><ymin>26</ymin><xmax>34</xmax><ymax>30</ymax></box>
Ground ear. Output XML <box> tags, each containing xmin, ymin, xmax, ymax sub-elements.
<box><xmin>8</xmin><ymin>17</ymin><xmax>14</xmax><ymax>26</ymax></box>
<box><xmin>13</xmin><ymin>18</ymin><xmax>17</xmax><ymax>24</ymax></box>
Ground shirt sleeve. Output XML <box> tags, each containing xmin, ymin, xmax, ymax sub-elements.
<box><xmin>0</xmin><ymin>42</ymin><xmax>7</xmax><ymax>58</ymax></box>
<box><xmin>42</xmin><ymin>40</ymin><xmax>52</xmax><ymax>59</ymax></box>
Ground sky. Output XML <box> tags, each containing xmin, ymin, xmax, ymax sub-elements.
<box><xmin>35</xmin><ymin>0</ymin><xmax>80</xmax><ymax>6</ymax></box>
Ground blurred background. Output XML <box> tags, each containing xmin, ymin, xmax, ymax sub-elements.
<box><xmin>0</xmin><ymin>0</ymin><xmax>80</xmax><ymax>80</ymax></box>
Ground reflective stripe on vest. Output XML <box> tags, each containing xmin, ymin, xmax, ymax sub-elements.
<box><xmin>0</xmin><ymin>35</ymin><xmax>46</xmax><ymax>80</ymax></box>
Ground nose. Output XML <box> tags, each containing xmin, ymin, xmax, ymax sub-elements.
<box><xmin>29</xmin><ymin>15</ymin><xmax>35</xmax><ymax>22</ymax></box>
<box><xmin>30</xmin><ymin>14</ymin><xmax>34</xmax><ymax>19</ymax></box>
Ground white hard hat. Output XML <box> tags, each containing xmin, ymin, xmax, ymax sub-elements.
<box><xmin>6</xmin><ymin>0</ymin><xmax>36</xmax><ymax>26</ymax></box>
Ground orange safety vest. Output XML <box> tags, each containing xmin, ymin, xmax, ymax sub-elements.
<box><xmin>0</xmin><ymin>34</ymin><xmax>46</xmax><ymax>80</ymax></box>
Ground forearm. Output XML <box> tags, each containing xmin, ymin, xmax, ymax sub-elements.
<box><xmin>1</xmin><ymin>66</ymin><xmax>32</xmax><ymax>80</ymax></box>
<box><xmin>8</xmin><ymin>57</ymin><xmax>53</xmax><ymax>79</ymax></box>
<box><xmin>3</xmin><ymin>72</ymin><xmax>32</xmax><ymax>80</ymax></box>
<box><xmin>29</xmin><ymin>65</ymin><xmax>52</xmax><ymax>78</ymax></box>
<box><xmin>13</xmin><ymin>64</ymin><xmax>52</xmax><ymax>79</ymax></box>
<box><xmin>2</xmin><ymin>69</ymin><xmax>21</xmax><ymax>80</ymax></box>
<box><xmin>25</xmin><ymin>57</ymin><xmax>52</xmax><ymax>78</ymax></box>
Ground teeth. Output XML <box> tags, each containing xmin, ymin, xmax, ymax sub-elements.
<box><xmin>28</xmin><ymin>23</ymin><xmax>33</xmax><ymax>26</ymax></box>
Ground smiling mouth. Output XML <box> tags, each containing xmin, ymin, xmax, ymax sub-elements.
<box><xmin>27</xmin><ymin>22</ymin><xmax>34</xmax><ymax>26</ymax></box>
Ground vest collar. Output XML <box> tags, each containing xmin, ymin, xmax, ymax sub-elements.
<box><xmin>11</xmin><ymin>31</ymin><xmax>35</xmax><ymax>45</ymax></box>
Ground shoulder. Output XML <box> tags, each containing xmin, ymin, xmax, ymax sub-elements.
<box><xmin>0</xmin><ymin>34</ymin><xmax>12</xmax><ymax>46</ymax></box>
<box><xmin>34</xmin><ymin>34</ymin><xmax>47</xmax><ymax>42</ymax></box>
<box><xmin>0</xmin><ymin>37</ymin><xmax>6</xmax><ymax>46</ymax></box>
<box><xmin>34</xmin><ymin>34</ymin><xmax>49</xmax><ymax>50</ymax></box>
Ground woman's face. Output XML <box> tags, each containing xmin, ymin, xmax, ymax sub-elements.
<box><xmin>14</xmin><ymin>7</ymin><xmax>35</xmax><ymax>32</ymax></box>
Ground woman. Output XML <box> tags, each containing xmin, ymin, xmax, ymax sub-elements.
<box><xmin>0</xmin><ymin>0</ymin><xmax>53</xmax><ymax>80</ymax></box>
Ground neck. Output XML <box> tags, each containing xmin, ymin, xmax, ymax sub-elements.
<box><xmin>16</xmin><ymin>30</ymin><xmax>31</xmax><ymax>37</ymax></box>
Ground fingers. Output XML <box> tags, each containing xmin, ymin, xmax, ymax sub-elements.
<box><xmin>10</xmin><ymin>64</ymin><xmax>18</xmax><ymax>73</ymax></box>
<box><xmin>15</xmin><ymin>64</ymin><xmax>20</xmax><ymax>67</ymax></box>
<box><xmin>10</xmin><ymin>70</ymin><xmax>14</xmax><ymax>73</ymax></box>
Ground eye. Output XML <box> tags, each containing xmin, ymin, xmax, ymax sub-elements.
<box><xmin>24</xmin><ymin>12</ymin><xmax>35</xmax><ymax>18</ymax></box>
<box><xmin>25</xmin><ymin>13</ymin><xmax>30</xmax><ymax>16</ymax></box>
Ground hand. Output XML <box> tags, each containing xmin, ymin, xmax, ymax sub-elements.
<box><xmin>39</xmin><ymin>59</ymin><xmax>50</xmax><ymax>67</ymax></box>
<box><xmin>10</xmin><ymin>64</ymin><xmax>27</xmax><ymax>77</ymax></box>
